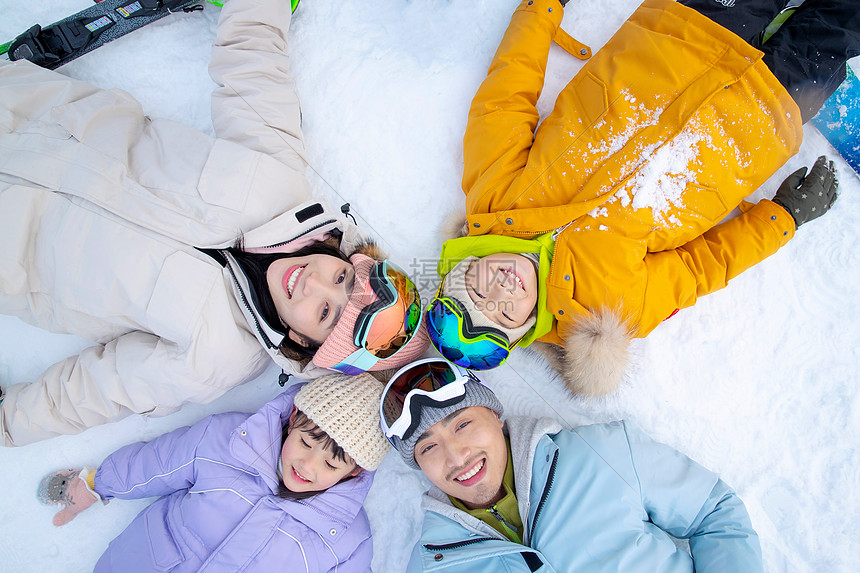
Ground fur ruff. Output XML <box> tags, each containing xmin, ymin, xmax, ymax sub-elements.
<box><xmin>348</xmin><ymin>238</ymin><xmax>387</xmax><ymax>261</ymax></box>
<box><xmin>553</xmin><ymin>309</ymin><xmax>633</xmax><ymax>397</ymax></box>
<box><xmin>438</xmin><ymin>208</ymin><xmax>469</xmax><ymax>242</ymax></box>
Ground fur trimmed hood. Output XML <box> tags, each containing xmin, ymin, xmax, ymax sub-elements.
<box><xmin>534</xmin><ymin>310</ymin><xmax>633</xmax><ymax>397</ymax></box>
<box><xmin>438</xmin><ymin>208</ymin><xmax>469</xmax><ymax>242</ymax></box>
<box><xmin>438</xmin><ymin>208</ymin><xmax>633</xmax><ymax>397</ymax></box>
<box><xmin>346</xmin><ymin>237</ymin><xmax>388</xmax><ymax>261</ymax></box>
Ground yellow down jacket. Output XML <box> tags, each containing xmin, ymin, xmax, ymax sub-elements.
<box><xmin>446</xmin><ymin>0</ymin><xmax>802</xmax><ymax>394</ymax></box>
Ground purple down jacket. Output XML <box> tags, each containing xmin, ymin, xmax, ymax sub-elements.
<box><xmin>92</xmin><ymin>384</ymin><xmax>374</xmax><ymax>573</ymax></box>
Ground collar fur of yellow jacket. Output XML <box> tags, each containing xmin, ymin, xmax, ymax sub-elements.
<box><xmin>441</xmin><ymin>0</ymin><xmax>801</xmax><ymax>396</ymax></box>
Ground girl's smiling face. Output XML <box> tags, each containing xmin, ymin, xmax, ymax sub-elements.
<box><xmin>265</xmin><ymin>254</ymin><xmax>355</xmax><ymax>347</ymax></box>
<box><xmin>280</xmin><ymin>410</ymin><xmax>359</xmax><ymax>493</ymax></box>
<box><xmin>464</xmin><ymin>253</ymin><xmax>538</xmax><ymax>329</ymax></box>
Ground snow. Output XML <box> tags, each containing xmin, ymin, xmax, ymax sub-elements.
<box><xmin>1</xmin><ymin>0</ymin><xmax>859</xmax><ymax>571</ymax></box>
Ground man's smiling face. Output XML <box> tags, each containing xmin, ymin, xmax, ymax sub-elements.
<box><xmin>413</xmin><ymin>406</ymin><xmax>507</xmax><ymax>509</ymax></box>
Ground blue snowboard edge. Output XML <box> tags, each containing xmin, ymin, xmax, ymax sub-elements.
<box><xmin>811</xmin><ymin>65</ymin><xmax>860</xmax><ymax>175</ymax></box>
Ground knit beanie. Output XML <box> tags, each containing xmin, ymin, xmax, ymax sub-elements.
<box><xmin>391</xmin><ymin>380</ymin><xmax>504</xmax><ymax>469</ymax></box>
<box><xmin>313</xmin><ymin>253</ymin><xmax>430</xmax><ymax>373</ymax></box>
<box><xmin>441</xmin><ymin>256</ymin><xmax>536</xmax><ymax>345</ymax></box>
<box><xmin>294</xmin><ymin>372</ymin><xmax>389</xmax><ymax>471</ymax></box>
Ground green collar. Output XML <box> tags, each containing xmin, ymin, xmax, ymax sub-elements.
<box><xmin>437</xmin><ymin>233</ymin><xmax>556</xmax><ymax>346</ymax></box>
<box><xmin>449</xmin><ymin>437</ymin><xmax>523</xmax><ymax>544</ymax></box>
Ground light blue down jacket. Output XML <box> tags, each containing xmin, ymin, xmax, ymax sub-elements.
<box><xmin>92</xmin><ymin>383</ymin><xmax>374</xmax><ymax>573</ymax></box>
<box><xmin>408</xmin><ymin>417</ymin><xmax>762</xmax><ymax>572</ymax></box>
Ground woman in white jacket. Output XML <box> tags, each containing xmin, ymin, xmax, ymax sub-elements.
<box><xmin>0</xmin><ymin>0</ymin><xmax>428</xmax><ymax>446</ymax></box>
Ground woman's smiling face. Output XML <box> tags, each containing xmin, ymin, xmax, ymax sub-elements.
<box><xmin>464</xmin><ymin>253</ymin><xmax>538</xmax><ymax>329</ymax></box>
<box><xmin>265</xmin><ymin>254</ymin><xmax>355</xmax><ymax>346</ymax></box>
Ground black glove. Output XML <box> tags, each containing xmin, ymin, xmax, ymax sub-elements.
<box><xmin>772</xmin><ymin>156</ymin><xmax>838</xmax><ymax>229</ymax></box>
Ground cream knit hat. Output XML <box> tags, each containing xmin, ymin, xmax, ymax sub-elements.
<box><xmin>294</xmin><ymin>372</ymin><xmax>389</xmax><ymax>471</ymax></box>
<box><xmin>441</xmin><ymin>256</ymin><xmax>536</xmax><ymax>345</ymax></box>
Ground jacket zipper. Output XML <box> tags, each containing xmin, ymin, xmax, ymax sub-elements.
<box><xmin>423</xmin><ymin>537</ymin><xmax>494</xmax><ymax>551</ymax></box>
<box><xmin>530</xmin><ymin>449</ymin><xmax>559</xmax><ymax>533</ymax></box>
<box><xmin>550</xmin><ymin>221</ymin><xmax>573</xmax><ymax>241</ymax></box>
<box><xmin>488</xmin><ymin>507</ymin><xmax>521</xmax><ymax>542</ymax></box>
<box><xmin>223</xmin><ymin>259</ymin><xmax>277</xmax><ymax>349</ymax></box>
<box><xmin>257</xmin><ymin>218</ymin><xmax>337</xmax><ymax>250</ymax></box>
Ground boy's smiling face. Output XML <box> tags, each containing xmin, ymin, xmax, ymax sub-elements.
<box><xmin>413</xmin><ymin>406</ymin><xmax>507</xmax><ymax>509</ymax></box>
<box><xmin>280</xmin><ymin>410</ymin><xmax>359</xmax><ymax>493</ymax></box>
<box><xmin>464</xmin><ymin>253</ymin><xmax>538</xmax><ymax>330</ymax></box>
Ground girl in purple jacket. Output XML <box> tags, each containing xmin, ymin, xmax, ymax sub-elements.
<box><xmin>37</xmin><ymin>373</ymin><xmax>388</xmax><ymax>573</ymax></box>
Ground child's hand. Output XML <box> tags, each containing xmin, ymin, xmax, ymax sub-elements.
<box><xmin>38</xmin><ymin>468</ymin><xmax>100</xmax><ymax>526</ymax></box>
<box><xmin>772</xmin><ymin>155</ymin><xmax>839</xmax><ymax>228</ymax></box>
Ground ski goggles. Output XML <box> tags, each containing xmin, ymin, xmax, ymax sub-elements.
<box><xmin>332</xmin><ymin>260</ymin><xmax>423</xmax><ymax>374</ymax></box>
<box><xmin>379</xmin><ymin>358</ymin><xmax>478</xmax><ymax>444</ymax></box>
<box><xmin>425</xmin><ymin>295</ymin><xmax>511</xmax><ymax>370</ymax></box>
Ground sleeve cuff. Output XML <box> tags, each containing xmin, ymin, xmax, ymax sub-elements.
<box><xmin>750</xmin><ymin>199</ymin><xmax>795</xmax><ymax>246</ymax></box>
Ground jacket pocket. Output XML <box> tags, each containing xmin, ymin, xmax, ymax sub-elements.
<box><xmin>681</xmin><ymin>182</ymin><xmax>731</xmax><ymax>223</ymax></box>
<box><xmin>50</xmin><ymin>87</ymin><xmax>145</xmax><ymax>156</ymax></box>
<box><xmin>569</xmin><ymin>71</ymin><xmax>608</xmax><ymax>127</ymax></box>
<box><xmin>198</xmin><ymin>138</ymin><xmax>260</xmax><ymax>212</ymax></box>
<box><xmin>146</xmin><ymin>251</ymin><xmax>221</xmax><ymax>350</ymax></box>
<box><xmin>143</xmin><ymin>501</ymin><xmax>186</xmax><ymax>571</ymax></box>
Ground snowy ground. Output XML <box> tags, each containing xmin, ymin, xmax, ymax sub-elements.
<box><xmin>0</xmin><ymin>0</ymin><xmax>858</xmax><ymax>571</ymax></box>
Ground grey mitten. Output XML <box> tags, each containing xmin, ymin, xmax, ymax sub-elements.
<box><xmin>772</xmin><ymin>156</ymin><xmax>839</xmax><ymax>228</ymax></box>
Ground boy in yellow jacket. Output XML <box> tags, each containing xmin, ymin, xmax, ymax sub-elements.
<box><xmin>426</xmin><ymin>0</ymin><xmax>854</xmax><ymax>396</ymax></box>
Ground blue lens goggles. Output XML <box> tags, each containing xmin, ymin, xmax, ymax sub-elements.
<box><xmin>424</xmin><ymin>296</ymin><xmax>511</xmax><ymax>371</ymax></box>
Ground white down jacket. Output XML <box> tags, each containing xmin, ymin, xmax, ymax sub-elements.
<box><xmin>0</xmin><ymin>0</ymin><xmax>361</xmax><ymax>446</ymax></box>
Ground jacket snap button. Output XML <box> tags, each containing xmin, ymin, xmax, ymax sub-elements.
<box><xmin>548</xmin><ymin>7</ymin><xmax>553</xmax><ymax>12</ymax></box>
<box><xmin>580</xmin><ymin>48</ymin><xmax>588</xmax><ymax>56</ymax></box>
<box><xmin>558</xmin><ymin>310</ymin><xmax>564</xmax><ymax>315</ymax></box>
<box><xmin>434</xmin><ymin>554</ymin><xmax>444</xmax><ymax>561</ymax></box>
<box><xmin>473</xmin><ymin>222</ymin><xmax>481</xmax><ymax>228</ymax></box>
<box><xmin>783</xmin><ymin>231</ymin><xmax>788</xmax><ymax>236</ymax></box>
<box><xmin>564</xmin><ymin>275</ymin><xmax>570</xmax><ymax>281</ymax></box>
<box><xmin>240</xmin><ymin>430</ymin><xmax>247</xmax><ymax>436</ymax></box>
<box><xmin>528</xmin><ymin>0</ymin><xmax>532</xmax><ymax>4</ymax></box>
<box><xmin>330</xmin><ymin>529</ymin><xmax>337</xmax><ymax>536</ymax></box>
<box><xmin>506</xmin><ymin>218</ymin><xmax>513</xmax><ymax>225</ymax></box>
<box><xmin>771</xmin><ymin>215</ymin><xmax>776</xmax><ymax>220</ymax></box>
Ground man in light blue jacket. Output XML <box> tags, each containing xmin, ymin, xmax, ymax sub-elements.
<box><xmin>380</xmin><ymin>359</ymin><xmax>763</xmax><ymax>572</ymax></box>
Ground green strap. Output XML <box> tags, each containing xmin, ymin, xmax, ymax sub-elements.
<box><xmin>761</xmin><ymin>8</ymin><xmax>796</xmax><ymax>44</ymax></box>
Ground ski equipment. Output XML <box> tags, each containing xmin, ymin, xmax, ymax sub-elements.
<box><xmin>332</xmin><ymin>260</ymin><xmax>424</xmax><ymax>375</ymax></box>
<box><xmin>1</xmin><ymin>0</ymin><xmax>207</xmax><ymax>70</ymax></box>
<box><xmin>379</xmin><ymin>358</ymin><xmax>478</xmax><ymax>444</ymax></box>
<box><xmin>811</xmin><ymin>65</ymin><xmax>860</xmax><ymax>176</ymax></box>
<box><xmin>425</xmin><ymin>295</ymin><xmax>512</xmax><ymax>371</ymax></box>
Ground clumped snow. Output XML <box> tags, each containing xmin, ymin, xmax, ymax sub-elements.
<box><xmin>0</xmin><ymin>0</ymin><xmax>858</xmax><ymax>571</ymax></box>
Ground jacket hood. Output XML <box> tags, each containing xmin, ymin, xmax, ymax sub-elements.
<box><xmin>443</xmin><ymin>210</ymin><xmax>632</xmax><ymax>397</ymax></box>
<box><xmin>217</xmin><ymin>199</ymin><xmax>396</xmax><ymax>378</ymax></box>
<box><xmin>436</xmin><ymin>231</ymin><xmax>557</xmax><ymax>348</ymax></box>
<box><xmin>231</xmin><ymin>384</ymin><xmax>374</xmax><ymax>530</ymax></box>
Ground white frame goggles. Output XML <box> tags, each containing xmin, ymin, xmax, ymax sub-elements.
<box><xmin>379</xmin><ymin>358</ymin><xmax>477</xmax><ymax>444</ymax></box>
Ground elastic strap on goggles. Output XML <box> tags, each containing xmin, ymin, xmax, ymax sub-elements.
<box><xmin>425</xmin><ymin>296</ymin><xmax>511</xmax><ymax>370</ymax></box>
<box><xmin>379</xmin><ymin>358</ymin><xmax>477</xmax><ymax>443</ymax></box>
